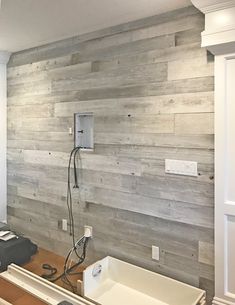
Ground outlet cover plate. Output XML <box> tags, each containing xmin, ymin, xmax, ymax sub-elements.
<box><xmin>152</xmin><ymin>246</ymin><xmax>160</xmax><ymax>261</ymax></box>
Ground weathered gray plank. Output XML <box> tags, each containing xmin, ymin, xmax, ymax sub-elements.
<box><xmin>52</xmin><ymin>62</ymin><xmax>168</xmax><ymax>91</ymax></box>
<box><xmin>175</xmin><ymin>113</ymin><xmax>214</xmax><ymax>135</ymax></box>
<box><xmin>7</xmin><ymin>77</ymin><xmax>214</xmax><ymax>107</ymax></box>
<box><xmin>8</xmin><ymin>80</ymin><xmax>51</xmax><ymax>97</ymax></box>
<box><xmin>8</xmin><ymin>6</ymin><xmax>199</xmax><ymax>67</ymax></box>
<box><xmin>54</xmin><ymin>92</ymin><xmax>214</xmax><ymax>117</ymax></box>
<box><xmin>19</xmin><ymin>117</ymin><xmax>72</xmax><ymax>132</ymax></box>
<box><xmin>8</xmin><ymin>130</ymin><xmax>73</xmax><ymax>142</ymax></box>
<box><xmin>94</xmin><ymin>133</ymin><xmax>214</xmax><ymax>149</ymax></box>
<box><xmin>94</xmin><ymin>144</ymin><xmax>214</xmax><ymax>164</ymax></box>
<box><xmin>94</xmin><ymin>114</ymin><xmax>174</xmax><ymax>134</ymax></box>
<box><xmin>176</xmin><ymin>28</ymin><xmax>203</xmax><ymax>46</ymax></box>
<box><xmin>199</xmin><ymin>278</ymin><xmax>214</xmax><ymax>304</ymax></box>
<box><xmin>199</xmin><ymin>241</ymin><xmax>214</xmax><ymax>266</ymax></box>
<box><xmin>89</xmin><ymin>43</ymin><xmax>207</xmax><ymax>72</ymax></box>
<box><xmin>20</xmin><ymin>149</ymin><xmax>142</xmax><ymax>176</ymax></box>
<box><xmin>74</xmin><ymin>77</ymin><xmax>214</xmax><ymax>101</ymax></box>
<box><xmin>8</xmin><ymin>103</ymin><xmax>54</xmax><ymax>118</ymax></box>
<box><xmin>135</xmin><ymin>175</ymin><xmax>214</xmax><ymax>207</ymax></box>
<box><xmin>75</xmin><ymin>14</ymin><xmax>203</xmax><ymax>54</ymax></box>
<box><xmin>84</xmin><ymin>187</ymin><xmax>214</xmax><ymax>228</ymax></box>
<box><xmin>7</xmin><ymin>54</ymin><xmax>72</xmax><ymax>77</ymax></box>
<box><xmin>7</xmin><ymin>139</ymin><xmax>73</xmax><ymax>152</ymax></box>
<box><xmin>168</xmin><ymin>57</ymin><xmax>214</xmax><ymax>80</ymax></box>
<box><xmin>141</xmin><ymin>159</ymin><xmax>214</xmax><ymax>183</ymax></box>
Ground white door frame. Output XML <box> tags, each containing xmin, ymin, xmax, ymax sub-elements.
<box><xmin>213</xmin><ymin>54</ymin><xmax>235</xmax><ymax>305</ymax></box>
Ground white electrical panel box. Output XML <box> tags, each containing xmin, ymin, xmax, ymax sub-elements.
<box><xmin>74</xmin><ymin>112</ymin><xmax>94</xmax><ymax>149</ymax></box>
<box><xmin>165</xmin><ymin>159</ymin><xmax>198</xmax><ymax>177</ymax></box>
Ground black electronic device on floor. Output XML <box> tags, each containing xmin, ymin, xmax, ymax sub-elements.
<box><xmin>0</xmin><ymin>235</ymin><xmax>38</xmax><ymax>271</ymax></box>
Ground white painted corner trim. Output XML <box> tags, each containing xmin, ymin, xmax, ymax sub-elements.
<box><xmin>0</xmin><ymin>51</ymin><xmax>10</xmax><ymax>64</ymax></box>
<box><xmin>0</xmin><ymin>50</ymin><xmax>10</xmax><ymax>223</ymax></box>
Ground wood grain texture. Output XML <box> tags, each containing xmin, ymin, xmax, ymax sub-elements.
<box><xmin>7</xmin><ymin>6</ymin><xmax>214</xmax><ymax>304</ymax></box>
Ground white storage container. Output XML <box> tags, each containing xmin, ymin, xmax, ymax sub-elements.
<box><xmin>83</xmin><ymin>256</ymin><xmax>206</xmax><ymax>305</ymax></box>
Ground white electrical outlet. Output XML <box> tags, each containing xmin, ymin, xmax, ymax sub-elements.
<box><xmin>165</xmin><ymin>159</ymin><xmax>198</xmax><ymax>177</ymax></box>
<box><xmin>84</xmin><ymin>225</ymin><xmax>93</xmax><ymax>238</ymax></box>
<box><xmin>152</xmin><ymin>246</ymin><xmax>160</xmax><ymax>261</ymax></box>
<box><xmin>69</xmin><ymin>127</ymin><xmax>73</xmax><ymax>135</ymax></box>
<box><xmin>62</xmin><ymin>219</ymin><xmax>68</xmax><ymax>231</ymax></box>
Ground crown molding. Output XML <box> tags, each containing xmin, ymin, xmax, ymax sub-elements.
<box><xmin>191</xmin><ymin>0</ymin><xmax>235</xmax><ymax>14</ymax></box>
<box><xmin>191</xmin><ymin>0</ymin><xmax>235</xmax><ymax>54</ymax></box>
<box><xmin>0</xmin><ymin>51</ymin><xmax>11</xmax><ymax>64</ymax></box>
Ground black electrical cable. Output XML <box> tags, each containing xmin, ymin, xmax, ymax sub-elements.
<box><xmin>73</xmin><ymin>148</ymin><xmax>80</xmax><ymax>189</ymax></box>
<box><xmin>41</xmin><ymin>264</ymin><xmax>57</xmax><ymax>279</ymax></box>
<box><xmin>67</xmin><ymin>146</ymin><xmax>81</xmax><ymax>245</ymax></box>
<box><xmin>67</xmin><ymin>148</ymin><xmax>76</xmax><ymax>235</ymax></box>
<box><xmin>41</xmin><ymin>146</ymin><xmax>89</xmax><ymax>293</ymax></box>
<box><xmin>68</xmin><ymin>146</ymin><xmax>85</xmax><ymax>262</ymax></box>
<box><xmin>41</xmin><ymin>237</ymin><xmax>89</xmax><ymax>292</ymax></box>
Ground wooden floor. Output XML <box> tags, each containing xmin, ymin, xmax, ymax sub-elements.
<box><xmin>0</xmin><ymin>279</ymin><xmax>46</xmax><ymax>305</ymax></box>
<box><xmin>0</xmin><ymin>248</ymin><xmax>83</xmax><ymax>305</ymax></box>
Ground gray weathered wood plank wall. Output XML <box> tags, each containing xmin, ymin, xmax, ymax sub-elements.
<box><xmin>7</xmin><ymin>5</ymin><xmax>214</xmax><ymax>303</ymax></box>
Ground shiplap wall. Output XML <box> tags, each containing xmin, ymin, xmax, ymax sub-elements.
<box><xmin>7</xmin><ymin>6</ymin><xmax>214</xmax><ymax>303</ymax></box>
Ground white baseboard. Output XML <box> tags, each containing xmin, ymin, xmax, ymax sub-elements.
<box><xmin>213</xmin><ymin>297</ymin><xmax>235</xmax><ymax>305</ymax></box>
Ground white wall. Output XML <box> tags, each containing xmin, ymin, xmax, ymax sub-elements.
<box><xmin>0</xmin><ymin>52</ymin><xmax>10</xmax><ymax>222</ymax></box>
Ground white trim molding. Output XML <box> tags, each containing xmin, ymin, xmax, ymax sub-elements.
<box><xmin>0</xmin><ymin>50</ymin><xmax>10</xmax><ymax>223</ymax></box>
<box><xmin>212</xmin><ymin>53</ymin><xmax>235</xmax><ymax>305</ymax></box>
<box><xmin>191</xmin><ymin>0</ymin><xmax>235</xmax><ymax>54</ymax></box>
<box><xmin>0</xmin><ymin>264</ymin><xmax>95</xmax><ymax>305</ymax></box>
<box><xmin>213</xmin><ymin>296</ymin><xmax>235</xmax><ymax>305</ymax></box>
<box><xmin>192</xmin><ymin>1</ymin><xmax>235</xmax><ymax>14</ymax></box>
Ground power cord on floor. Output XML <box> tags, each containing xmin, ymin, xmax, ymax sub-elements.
<box><xmin>41</xmin><ymin>235</ymin><xmax>89</xmax><ymax>293</ymax></box>
<box><xmin>41</xmin><ymin>263</ymin><xmax>57</xmax><ymax>279</ymax></box>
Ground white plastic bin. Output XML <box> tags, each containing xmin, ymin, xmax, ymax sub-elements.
<box><xmin>83</xmin><ymin>256</ymin><xmax>206</xmax><ymax>305</ymax></box>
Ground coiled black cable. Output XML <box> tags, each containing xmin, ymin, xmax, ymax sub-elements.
<box><xmin>41</xmin><ymin>236</ymin><xmax>89</xmax><ymax>293</ymax></box>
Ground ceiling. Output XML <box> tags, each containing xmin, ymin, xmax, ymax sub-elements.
<box><xmin>0</xmin><ymin>0</ymin><xmax>191</xmax><ymax>52</ymax></box>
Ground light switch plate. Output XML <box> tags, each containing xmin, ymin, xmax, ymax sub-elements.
<box><xmin>152</xmin><ymin>246</ymin><xmax>160</xmax><ymax>261</ymax></box>
<box><xmin>165</xmin><ymin>159</ymin><xmax>198</xmax><ymax>177</ymax></box>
